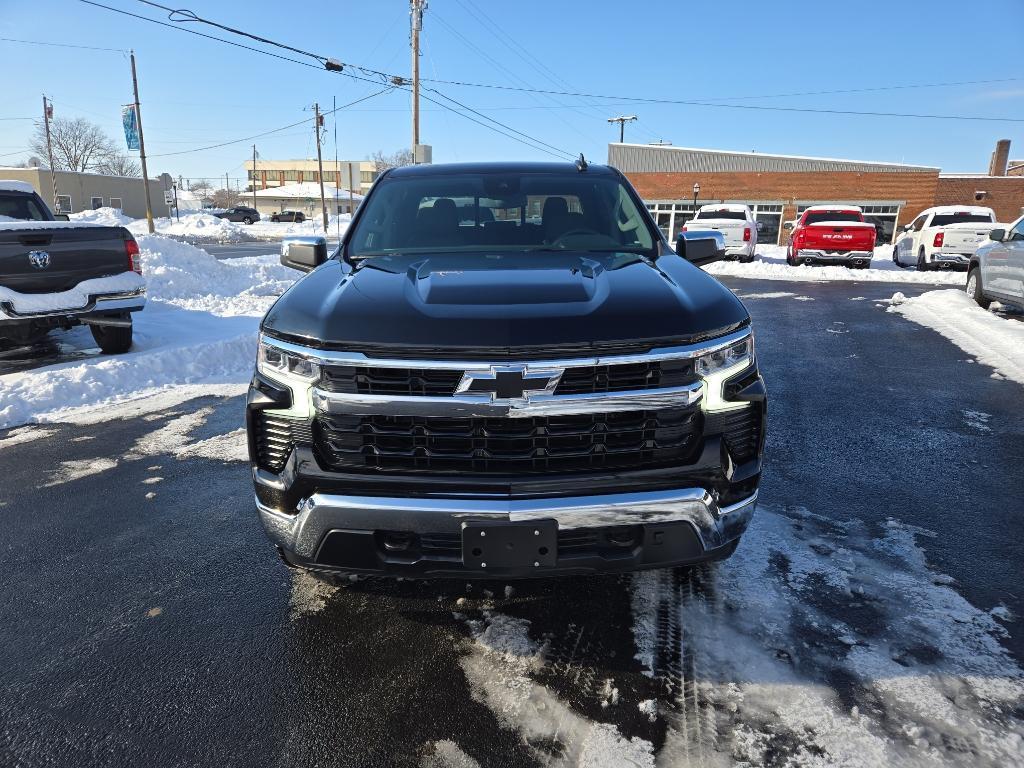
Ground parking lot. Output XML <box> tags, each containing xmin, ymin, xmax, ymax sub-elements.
<box><xmin>3</xmin><ymin>275</ymin><xmax>1021</xmax><ymax>767</ymax></box>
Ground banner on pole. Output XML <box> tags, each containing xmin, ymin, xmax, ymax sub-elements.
<box><xmin>121</xmin><ymin>105</ymin><xmax>140</xmax><ymax>151</ymax></box>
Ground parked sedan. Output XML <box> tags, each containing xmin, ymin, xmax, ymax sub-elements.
<box><xmin>215</xmin><ymin>206</ymin><xmax>261</xmax><ymax>225</ymax></box>
<box><xmin>270</xmin><ymin>210</ymin><xmax>306</xmax><ymax>223</ymax></box>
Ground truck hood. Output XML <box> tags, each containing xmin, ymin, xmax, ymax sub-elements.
<box><xmin>262</xmin><ymin>251</ymin><xmax>749</xmax><ymax>354</ymax></box>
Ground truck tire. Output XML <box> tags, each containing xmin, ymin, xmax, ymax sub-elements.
<box><xmin>917</xmin><ymin>248</ymin><xmax>931</xmax><ymax>272</ymax></box>
<box><xmin>892</xmin><ymin>247</ymin><xmax>904</xmax><ymax>267</ymax></box>
<box><xmin>242</xmin><ymin>216</ymin><xmax>254</xmax><ymax>225</ymax></box>
<box><xmin>786</xmin><ymin>246</ymin><xmax>796</xmax><ymax>266</ymax></box>
<box><xmin>966</xmin><ymin>267</ymin><xmax>991</xmax><ymax>309</ymax></box>
<box><xmin>90</xmin><ymin>317</ymin><xmax>133</xmax><ymax>354</ymax></box>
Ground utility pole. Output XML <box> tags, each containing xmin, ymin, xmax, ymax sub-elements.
<box><xmin>607</xmin><ymin>115</ymin><xmax>637</xmax><ymax>144</ymax></box>
<box><xmin>252</xmin><ymin>144</ymin><xmax>258</xmax><ymax>212</ymax></box>
<box><xmin>410</xmin><ymin>0</ymin><xmax>426</xmax><ymax>160</ymax></box>
<box><xmin>313</xmin><ymin>103</ymin><xmax>328</xmax><ymax>232</ymax></box>
<box><xmin>41</xmin><ymin>96</ymin><xmax>59</xmax><ymax>212</ymax></box>
<box><xmin>130</xmin><ymin>50</ymin><xmax>155</xmax><ymax>234</ymax></box>
<box><xmin>348</xmin><ymin>162</ymin><xmax>355</xmax><ymax>215</ymax></box>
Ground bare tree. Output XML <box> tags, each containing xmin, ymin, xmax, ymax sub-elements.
<box><xmin>209</xmin><ymin>188</ymin><xmax>241</xmax><ymax>209</ymax></box>
<box><xmin>31</xmin><ymin>117</ymin><xmax>116</xmax><ymax>173</ymax></box>
<box><xmin>189</xmin><ymin>180</ymin><xmax>213</xmax><ymax>197</ymax></box>
<box><xmin>94</xmin><ymin>153</ymin><xmax>141</xmax><ymax>177</ymax></box>
<box><xmin>15</xmin><ymin>156</ymin><xmax>43</xmax><ymax>169</ymax></box>
<box><xmin>371</xmin><ymin>148</ymin><xmax>414</xmax><ymax>173</ymax></box>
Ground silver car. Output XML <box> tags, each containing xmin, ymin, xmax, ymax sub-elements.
<box><xmin>967</xmin><ymin>215</ymin><xmax>1024</xmax><ymax>312</ymax></box>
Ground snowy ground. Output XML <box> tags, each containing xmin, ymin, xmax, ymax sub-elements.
<box><xmin>0</xmin><ymin>235</ymin><xmax>297</xmax><ymax>429</ymax></box>
<box><xmin>705</xmin><ymin>244</ymin><xmax>969</xmax><ymax>286</ymax></box>
<box><xmin>70</xmin><ymin>207</ymin><xmax>351</xmax><ymax>244</ymax></box>
<box><xmin>446</xmin><ymin>504</ymin><xmax>1024</xmax><ymax>767</ymax></box>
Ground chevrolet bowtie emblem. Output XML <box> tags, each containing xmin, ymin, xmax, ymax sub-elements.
<box><xmin>456</xmin><ymin>366</ymin><xmax>563</xmax><ymax>400</ymax></box>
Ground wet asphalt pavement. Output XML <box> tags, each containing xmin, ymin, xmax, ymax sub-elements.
<box><xmin>1</xmin><ymin>276</ymin><xmax>1022</xmax><ymax>767</ymax></box>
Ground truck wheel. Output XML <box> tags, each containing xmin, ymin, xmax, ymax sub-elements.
<box><xmin>242</xmin><ymin>216</ymin><xmax>254</xmax><ymax>225</ymax></box>
<box><xmin>917</xmin><ymin>248</ymin><xmax>931</xmax><ymax>272</ymax></box>
<box><xmin>786</xmin><ymin>246</ymin><xmax>796</xmax><ymax>266</ymax></box>
<box><xmin>90</xmin><ymin>318</ymin><xmax>133</xmax><ymax>354</ymax></box>
<box><xmin>892</xmin><ymin>247</ymin><xmax>903</xmax><ymax>267</ymax></box>
<box><xmin>966</xmin><ymin>268</ymin><xmax>991</xmax><ymax>309</ymax></box>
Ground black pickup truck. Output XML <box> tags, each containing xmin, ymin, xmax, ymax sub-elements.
<box><xmin>0</xmin><ymin>182</ymin><xmax>145</xmax><ymax>353</ymax></box>
<box><xmin>247</xmin><ymin>162</ymin><xmax>765</xmax><ymax>580</ymax></box>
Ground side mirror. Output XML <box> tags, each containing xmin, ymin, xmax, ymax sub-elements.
<box><xmin>281</xmin><ymin>235</ymin><xmax>328</xmax><ymax>272</ymax></box>
<box><xmin>902</xmin><ymin>224</ymin><xmax>913</xmax><ymax>232</ymax></box>
<box><xmin>988</xmin><ymin>228</ymin><xmax>1006</xmax><ymax>242</ymax></box>
<box><xmin>782</xmin><ymin>221</ymin><xmax>794</xmax><ymax>232</ymax></box>
<box><xmin>53</xmin><ymin>214</ymin><xmax>70</xmax><ymax>221</ymax></box>
<box><xmin>755</xmin><ymin>221</ymin><xmax>762</xmax><ymax>231</ymax></box>
<box><xmin>675</xmin><ymin>230</ymin><xmax>726</xmax><ymax>267</ymax></box>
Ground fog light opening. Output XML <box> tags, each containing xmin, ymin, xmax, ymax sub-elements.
<box><xmin>382</xmin><ymin>532</ymin><xmax>414</xmax><ymax>552</ymax></box>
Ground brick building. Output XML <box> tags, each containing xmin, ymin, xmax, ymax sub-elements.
<box><xmin>609</xmin><ymin>142</ymin><xmax>1024</xmax><ymax>245</ymax></box>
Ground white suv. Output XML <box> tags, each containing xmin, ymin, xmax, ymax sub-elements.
<box><xmin>893</xmin><ymin>206</ymin><xmax>998</xmax><ymax>271</ymax></box>
<box><xmin>967</xmin><ymin>215</ymin><xmax>1024</xmax><ymax>311</ymax></box>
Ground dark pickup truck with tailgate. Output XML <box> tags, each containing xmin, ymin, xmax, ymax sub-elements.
<box><xmin>0</xmin><ymin>181</ymin><xmax>145</xmax><ymax>353</ymax></box>
<box><xmin>248</xmin><ymin>161</ymin><xmax>765</xmax><ymax>580</ymax></box>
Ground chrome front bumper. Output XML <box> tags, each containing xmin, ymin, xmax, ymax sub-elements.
<box><xmin>257</xmin><ymin>484</ymin><xmax>757</xmax><ymax>562</ymax></box>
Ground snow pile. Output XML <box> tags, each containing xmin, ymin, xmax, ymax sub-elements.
<box><xmin>248</xmin><ymin>213</ymin><xmax>352</xmax><ymax>240</ymax></box>
<box><xmin>68</xmin><ymin>207</ymin><xmax>134</xmax><ymax>227</ymax></box>
<box><xmin>129</xmin><ymin>213</ymin><xmax>257</xmax><ymax>244</ymax></box>
<box><xmin>887</xmin><ymin>289</ymin><xmax>1024</xmax><ymax>385</ymax></box>
<box><xmin>135</xmin><ymin>235</ymin><xmax>295</xmax><ymax>314</ymax></box>
<box><xmin>706</xmin><ymin>244</ymin><xmax>968</xmax><ymax>285</ymax></box>
<box><xmin>0</xmin><ymin>234</ymin><xmax>298</xmax><ymax>429</ymax></box>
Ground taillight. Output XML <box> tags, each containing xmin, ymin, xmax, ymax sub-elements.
<box><xmin>125</xmin><ymin>237</ymin><xmax>142</xmax><ymax>275</ymax></box>
<box><xmin>743</xmin><ymin>227</ymin><xmax>751</xmax><ymax>242</ymax></box>
<box><xmin>680</xmin><ymin>226</ymin><xmax>688</xmax><ymax>232</ymax></box>
<box><xmin>933</xmin><ymin>231</ymin><xmax>944</xmax><ymax>248</ymax></box>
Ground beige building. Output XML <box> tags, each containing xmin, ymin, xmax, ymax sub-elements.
<box><xmin>245</xmin><ymin>158</ymin><xmax>378</xmax><ymax>194</ymax></box>
<box><xmin>250</xmin><ymin>182</ymin><xmax>364</xmax><ymax>218</ymax></box>
<box><xmin>0</xmin><ymin>167</ymin><xmax>170</xmax><ymax>219</ymax></box>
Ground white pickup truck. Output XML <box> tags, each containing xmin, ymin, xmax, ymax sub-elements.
<box><xmin>684</xmin><ymin>204</ymin><xmax>757</xmax><ymax>262</ymax></box>
<box><xmin>893</xmin><ymin>206</ymin><xmax>999</xmax><ymax>271</ymax></box>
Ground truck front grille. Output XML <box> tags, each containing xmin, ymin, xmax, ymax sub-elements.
<box><xmin>314</xmin><ymin>408</ymin><xmax>702</xmax><ymax>475</ymax></box>
<box><xmin>253</xmin><ymin>413</ymin><xmax>313</xmax><ymax>472</ymax></box>
<box><xmin>317</xmin><ymin>359</ymin><xmax>698</xmax><ymax>397</ymax></box>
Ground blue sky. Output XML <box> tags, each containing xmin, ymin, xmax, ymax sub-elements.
<box><xmin>2</xmin><ymin>0</ymin><xmax>1022</xmax><ymax>187</ymax></box>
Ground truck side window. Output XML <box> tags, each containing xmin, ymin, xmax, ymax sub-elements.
<box><xmin>1011</xmin><ymin>220</ymin><xmax>1024</xmax><ymax>241</ymax></box>
<box><xmin>913</xmin><ymin>216</ymin><xmax>927</xmax><ymax>232</ymax></box>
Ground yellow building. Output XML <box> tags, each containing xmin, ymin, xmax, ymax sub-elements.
<box><xmin>244</xmin><ymin>159</ymin><xmax>378</xmax><ymax>195</ymax></box>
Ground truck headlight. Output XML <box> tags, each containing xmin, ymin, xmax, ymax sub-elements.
<box><xmin>696</xmin><ymin>336</ymin><xmax>753</xmax><ymax>377</ymax></box>
<box><xmin>258</xmin><ymin>338</ymin><xmax>320</xmax><ymax>382</ymax></box>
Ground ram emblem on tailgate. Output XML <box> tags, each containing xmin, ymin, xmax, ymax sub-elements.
<box><xmin>28</xmin><ymin>250</ymin><xmax>51</xmax><ymax>270</ymax></box>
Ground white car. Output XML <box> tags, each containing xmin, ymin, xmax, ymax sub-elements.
<box><xmin>684</xmin><ymin>204</ymin><xmax>758</xmax><ymax>262</ymax></box>
<box><xmin>893</xmin><ymin>206</ymin><xmax>999</xmax><ymax>271</ymax></box>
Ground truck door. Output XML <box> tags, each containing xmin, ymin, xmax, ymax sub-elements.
<box><xmin>1005</xmin><ymin>219</ymin><xmax>1024</xmax><ymax>299</ymax></box>
<box><xmin>898</xmin><ymin>215</ymin><xmax>925</xmax><ymax>264</ymax></box>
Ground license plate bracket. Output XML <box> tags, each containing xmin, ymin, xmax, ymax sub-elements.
<box><xmin>461</xmin><ymin>519</ymin><xmax>558</xmax><ymax>570</ymax></box>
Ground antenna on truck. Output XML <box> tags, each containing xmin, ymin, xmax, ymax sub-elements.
<box><xmin>576</xmin><ymin>153</ymin><xmax>588</xmax><ymax>172</ymax></box>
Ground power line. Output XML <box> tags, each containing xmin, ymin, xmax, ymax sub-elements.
<box><xmin>0</xmin><ymin>36</ymin><xmax>127</xmax><ymax>53</ymax></box>
<box><xmin>79</xmin><ymin>0</ymin><xmax>1024</xmax><ymax>125</ymax></box>
<box><xmin>145</xmin><ymin>88</ymin><xmax>393</xmax><ymax>158</ymax></box>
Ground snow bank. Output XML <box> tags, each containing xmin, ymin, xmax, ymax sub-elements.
<box><xmin>68</xmin><ymin>207</ymin><xmax>134</xmax><ymax>227</ymax></box>
<box><xmin>705</xmin><ymin>245</ymin><xmax>968</xmax><ymax>285</ymax></box>
<box><xmin>887</xmin><ymin>289</ymin><xmax>1024</xmax><ymax>385</ymax></box>
<box><xmin>129</xmin><ymin>213</ymin><xmax>256</xmax><ymax>244</ymax></box>
<box><xmin>247</xmin><ymin>213</ymin><xmax>352</xmax><ymax>240</ymax></box>
<box><xmin>0</xmin><ymin>234</ymin><xmax>298</xmax><ymax>429</ymax></box>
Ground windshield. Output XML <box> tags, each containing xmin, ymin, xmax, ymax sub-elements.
<box><xmin>347</xmin><ymin>171</ymin><xmax>655</xmax><ymax>257</ymax></box>
<box><xmin>694</xmin><ymin>209</ymin><xmax>747</xmax><ymax>220</ymax></box>
<box><xmin>931</xmin><ymin>213</ymin><xmax>994</xmax><ymax>226</ymax></box>
<box><xmin>0</xmin><ymin>192</ymin><xmax>49</xmax><ymax>222</ymax></box>
<box><xmin>803</xmin><ymin>210</ymin><xmax>863</xmax><ymax>225</ymax></box>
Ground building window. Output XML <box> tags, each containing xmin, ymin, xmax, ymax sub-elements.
<box><xmin>283</xmin><ymin>170</ymin><xmax>299</xmax><ymax>181</ymax></box>
<box><xmin>360</xmin><ymin>170</ymin><xmax>378</xmax><ymax>184</ymax></box>
<box><xmin>109</xmin><ymin>197</ymin><xmax>122</xmax><ymax>210</ymax></box>
<box><xmin>55</xmin><ymin>195</ymin><xmax>72</xmax><ymax>213</ymax></box>
<box><xmin>91</xmin><ymin>197</ymin><xmax>103</xmax><ymax>210</ymax></box>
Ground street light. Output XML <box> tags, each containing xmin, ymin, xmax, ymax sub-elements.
<box><xmin>692</xmin><ymin>182</ymin><xmax>700</xmax><ymax>221</ymax></box>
